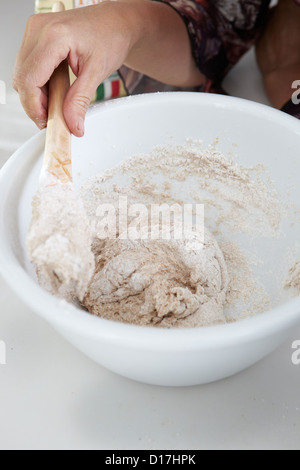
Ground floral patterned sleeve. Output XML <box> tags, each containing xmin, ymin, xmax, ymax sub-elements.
<box><xmin>154</xmin><ymin>0</ymin><xmax>271</xmax><ymax>84</ymax></box>
<box><xmin>281</xmin><ymin>100</ymin><xmax>300</xmax><ymax>120</ymax></box>
<box><xmin>119</xmin><ymin>0</ymin><xmax>300</xmax><ymax>121</ymax></box>
<box><xmin>158</xmin><ymin>0</ymin><xmax>300</xmax><ymax>120</ymax></box>
<box><xmin>120</xmin><ymin>0</ymin><xmax>271</xmax><ymax>94</ymax></box>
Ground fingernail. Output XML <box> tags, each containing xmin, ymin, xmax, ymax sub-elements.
<box><xmin>77</xmin><ymin>117</ymin><xmax>85</xmax><ymax>136</ymax></box>
<box><xmin>36</xmin><ymin>120</ymin><xmax>47</xmax><ymax>130</ymax></box>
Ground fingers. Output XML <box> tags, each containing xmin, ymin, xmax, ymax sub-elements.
<box><xmin>13</xmin><ymin>5</ymin><xmax>128</xmax><ymax>137</ymax></box>
<box><xmin>20</xmin><ymin>87</ymin><xmax>48</xmax><ymax>130</ymax></box>
<box><xmin>13</xmin><ymin>14</ymin><xmax>70</xmax><ymax>130</ymax></box>
<box><xmin>63</xmin><ymin>61</ymin><xmax>102</xmax><ymax>137</ymax></box>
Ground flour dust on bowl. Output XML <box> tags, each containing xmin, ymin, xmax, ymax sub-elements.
<box><xmin>0</xmin><ymin>92</ymin><xmax>300</xmax><ymax>387</ymax></box>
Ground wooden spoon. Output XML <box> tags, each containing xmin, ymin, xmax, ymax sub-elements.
<box><xmin>27</xmin><ymin>1</ymin><xmax>95</xmax><ymax>301</ymax></box>
<box><xmin>41</xmin><ymin>1</ymin><xmax>72</xmax><ymax>186</ymax></box>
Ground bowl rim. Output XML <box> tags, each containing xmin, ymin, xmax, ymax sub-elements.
<box><xmin>0</xmin><ymin>91</ymin><xmax>300</xmax><ymax>351</ymax></box>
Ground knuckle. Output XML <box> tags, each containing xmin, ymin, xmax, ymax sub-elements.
<box><xmin>12</xmin><ymin>75</ymin><xmax>19</xmax><ymax>92</ymax></box>
<box><xmin>12</xmin><ymin>81</ymin><xmax>19</xmax><ymax>93</ymax></box>
<box><xmin>12</xmin><ymin>72</ymin><xmax>25</xmax><ymax>93</ymax></box>
<box><xmin>12</xmin><ymin>69</ymin><xmax>34</xmax><ymax>94</ymax></box>
<box><xmin>22</xmin><ymin>98</ymin><xmax>45</xmax><ymax>127</ymax></box>
<box><xmin>25</xmin><ymin>14</ymin><xmax>41</xmax><ymax>31</ymax></box>
<box><xmin>42</xmin><ymin>20</ymin><xmax>69</xmax><ymax>42</ymax></box>
<box><xmin>12</xmin><ymin>71</ymin><xmax>30</xmax><ymax>92</ymax></box>
<box><xmin>26</xmin><ymin>14</ymin><xmax>35</xmax><ymax>26</ymax></box>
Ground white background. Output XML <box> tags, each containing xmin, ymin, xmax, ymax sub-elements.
<box><xmin>0</xmin><ymin>0</ymin><xmax>300</xmax><ymax>450</ymax></box>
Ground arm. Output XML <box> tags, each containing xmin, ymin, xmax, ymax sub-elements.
<box><xmin>13</xmin><ymin>0</ymin><xmax>205</xmax><ymax>137</ymax></box>
<box><xmin>125</xmin><ymin>1</ymin><xmax>205</xmax><ymax>88</ymax></box>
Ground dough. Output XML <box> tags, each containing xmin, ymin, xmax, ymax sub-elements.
<box><xmin>81</xmin><ymin>188</ymin><xmax>229</xmax><ymax>327</ymax></box>
<box><xmin>27</xmin><ymin>183</ymin><xmax>95</xmax><ymax>301</ymax></box>
<box><xmin>83</xmin><ymin>226</ymin><xmax>228</xmax><ymax>327</ymax></box>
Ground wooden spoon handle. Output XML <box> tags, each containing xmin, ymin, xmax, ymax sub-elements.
<box><xmin>43</xmin><ymin>1</ymin><xmax>72</xmax><ymax>184</ymax></box>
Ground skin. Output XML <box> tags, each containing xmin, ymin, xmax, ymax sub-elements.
<box><xmin>256</xmin><ymin>0</ymin><xmax>300</xmax><ymax>109</ymax></box>
<box><xmin>13</xmin><ymin>0</ymin><xmax>205</xmax><ymax>137</ymax></box>
<box><xmin>13</xmin><ymin>0</ymin><xmax>300</xmax><ymax>137</ymax></box>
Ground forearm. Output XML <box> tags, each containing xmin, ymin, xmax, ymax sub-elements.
<box><xmin>123</xmin><ymin>0</ymin><xmax>205</xmax><ymax>87</ymax></box>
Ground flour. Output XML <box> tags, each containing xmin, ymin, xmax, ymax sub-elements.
<box><xmin>80</xmin><ymin>183</ymin><xmax>229</xmax><ymax>327</ymax></box>
<box><xmin>29</xmin><ymin>140</ymin><xmax>284</xmax><ymax>327</ymax></box>
<box><xmin>77</xmin><ymin>138</ymin><xmax>285</xmax><ymax>327</ymax></box>
<box><xmin>285</xmin><ymin>261</ymin><xmax>300</xmax><ymax>294</ymax></box>
<box><xmin>83</xmin><ymin>223</ymin><xmax>229</xmax><ymax>328</ymax></box>
<box><xmin>95</xmin><ymin>139</ymin><xmax>281</xmax><ymax>237</ymax></box>
<box><xmin>27</xmin><ymin>182</ymin><xmax>95</xmax><ymax>301</ymax></box>
<box><xmin>221</xmin><ymin>241</ymin><xmax>271</xmax><ymax>320</ymax></box>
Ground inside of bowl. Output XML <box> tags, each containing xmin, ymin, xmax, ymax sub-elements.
<box><xmin>14</xmin><ymin>93</ymin><xmax>300</xmax><ymax>322</ymax></box>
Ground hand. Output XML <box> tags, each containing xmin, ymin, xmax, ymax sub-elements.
<box><xmin>13</xmin><ymin>2</ymin><xmax>137</xmax><ymax>137</ymax></box>
<box><xmin>13</xmin><ymin>1</ymin><xmax>204</xmax><ymax>137</ymax></box>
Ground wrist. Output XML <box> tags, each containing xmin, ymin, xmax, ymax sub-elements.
<box><xmin>97</xmin><ymin>0</ymin><xmax>150</xmax><ymax>59</ymax></box>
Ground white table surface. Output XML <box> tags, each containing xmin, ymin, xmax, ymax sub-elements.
<box><xmin>0</xmin><ymin>0</ymin><xmax>300</xmax><ymax>451</ymax></box>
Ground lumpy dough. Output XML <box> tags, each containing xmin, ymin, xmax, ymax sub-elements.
<box><xmin>27</xmin><ymin>183</ymin><xmax>95</xmax><ymax>302</ymax></box>
<box><xmin>82</xmin><ymin>224</ymin><xmax>229</xmax><ymax>328</ymax></box>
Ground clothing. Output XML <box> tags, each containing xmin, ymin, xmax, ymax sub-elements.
<box><xmin>282</xmin><ymin>96</ymin><xmax>300</xmax><ymax>120</ymax></box>
<box><xmin>119</xmin><ymin>0</ymin><xmax>300</xmax><ymax>120</ymax></box>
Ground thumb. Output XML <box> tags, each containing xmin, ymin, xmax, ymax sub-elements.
<box><xmin>63</xmin><ymin>64</ymin><xmax>100</xmax><ymax>137</ymax></box>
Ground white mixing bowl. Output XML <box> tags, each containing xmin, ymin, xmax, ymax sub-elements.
<box><xmin>0</xmin><ymin>92</ymin><xmax>300</xmax><ymax>386</ymax></box>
